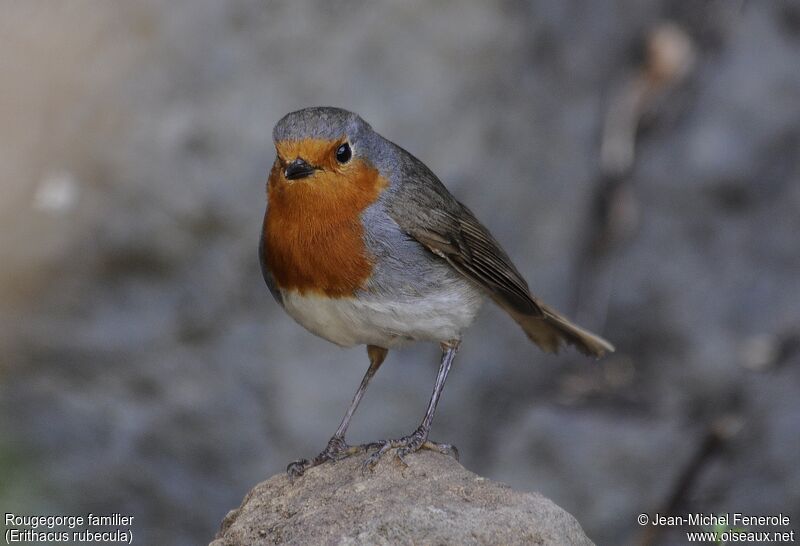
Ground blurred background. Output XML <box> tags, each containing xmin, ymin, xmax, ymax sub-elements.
<box><xmin>1</xmin><ymin>1</ymin><xmax>799</xmax><ymax>544</ymax></box>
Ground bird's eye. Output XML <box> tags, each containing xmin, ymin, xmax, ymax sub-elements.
<box><xmin>335</xmin><ymin>142</ymin><xmax>352</xmax><ymax>164</ymax></box>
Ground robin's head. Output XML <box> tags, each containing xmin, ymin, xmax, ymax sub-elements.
<box><xmin>264</xmin><ymin>108</ymin><xmax>388</xmax><ymax>297</ymax></box>
<box><xmin>269</xmin><ymin>107</ymin><xmax>381</xmax><ymax>190</ymax></box>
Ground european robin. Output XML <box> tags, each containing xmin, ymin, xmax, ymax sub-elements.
<box><xmin>260</xmin><ymin>107</ymin><xmax>614</xmax><ymax>477</ymax></box>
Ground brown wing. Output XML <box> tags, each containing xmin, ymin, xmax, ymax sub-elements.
<box><xmin>403</xmin><ymin>206</ymin><xmax>543</xmax><ymax>318</ymax></box>
<box><xmin>385</xmin><ymin>156</ymin><xmax>613</xmax><ymax>357</ymax></box>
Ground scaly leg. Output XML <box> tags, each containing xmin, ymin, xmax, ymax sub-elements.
<box><xmin>362</xmin><ymin>340</ymin><xmax>460</xmax><ymax>473</ymax></box>
<box><xmin>287</xmin><ymin>345</ymin><xmax>388</xmax><ymax>478</ymax></box>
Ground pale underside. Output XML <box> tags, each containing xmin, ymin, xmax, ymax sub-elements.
<box><xmin>280</xmin><ymin>285</ymin><xmax>483</xmax><ymax>348</ymax></box>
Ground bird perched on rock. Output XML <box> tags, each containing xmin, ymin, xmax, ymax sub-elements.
<box><xmin>260</xmin><ymin>107</ymin><xmax>614</xmax><ymax>477</ymax></box>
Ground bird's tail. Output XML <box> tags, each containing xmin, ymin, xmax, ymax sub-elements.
<box><xmin>508</xmin><ymin>303</ymin><xmax>614</xmax><ymax>358</ymax></box>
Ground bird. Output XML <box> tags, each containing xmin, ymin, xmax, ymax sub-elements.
<box><xmin>259</xmin><ymin>106</ymin><xmax>614</xmax><ymax>478</ymax></box>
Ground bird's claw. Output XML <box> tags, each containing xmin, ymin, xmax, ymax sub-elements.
<box><xmin>360</xmin><ymin>440</ymin><xmax>392</xmax><ymax>475</ymax></box>
<box><xmin>286</xmin><ymin>435</ymin><xmax>367</xmax><ymax>479</ymax></box>
<box><xmin>286</xmin><ymin>458</ymin><xmax>311</xmax><ymax>479</ymax></box>
<box><xmin>427</xmin><ymin>441</ymin><xmax>459</xmax><ymax>461</ymax></box>
<box><xmin>359</xmin><ymin>431</ymin><xmax>459</xmax><ymax>475</ymax></box>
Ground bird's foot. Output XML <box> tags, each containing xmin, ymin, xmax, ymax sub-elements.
<box><xmin>361</xmin><ymin>427</ymin><xmax>458</xmax><ymax>474</ymax></box>
<box><xmin>286</xmin><ymin>435</ymin><xmax>367</xmax><ymax>479</ymax></box>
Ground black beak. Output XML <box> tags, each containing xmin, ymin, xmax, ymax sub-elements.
<box><xmin>284</xmin><ymin>158</ymin><xmax>317</xmax><ymax>180</ymax></box>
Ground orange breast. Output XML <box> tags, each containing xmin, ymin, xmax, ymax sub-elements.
<box><xmin>262</xmin><ymin>150</ymin><xmax>388</xmax><ymax>298</ymax></box>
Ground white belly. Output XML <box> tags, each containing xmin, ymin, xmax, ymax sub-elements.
<box><xmin>281</xmin><ymin>287</ymin><xmax>483</xmax><ymax>348</ymax></box>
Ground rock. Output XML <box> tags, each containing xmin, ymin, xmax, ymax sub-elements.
<box><xmin>210</xmin><ymin>450</ymin><xmax>593</xmax><ymax>546</ymax></box>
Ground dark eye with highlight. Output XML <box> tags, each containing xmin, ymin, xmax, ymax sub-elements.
<box><xmin>335</xmin><ymin>142</ymin><xmax>352</xmax><ymax>164</ymax></box>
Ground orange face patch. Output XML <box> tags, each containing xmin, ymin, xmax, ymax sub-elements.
<box><xmin>273</xmin><ymin>138</ymin><xmax>346</xmax><ymax>172</ymax></box>
<box><xmin>262</xmin><ymin>138</ymin><xmax>388</xmax><ymax>298</ymax></box>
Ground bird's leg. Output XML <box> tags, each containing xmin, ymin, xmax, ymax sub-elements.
<box><xmin>362</xmin><ymin>340</ymin><xmax>460</xmax><ymax>473</ymax></box>
<box><xmin>287</xmin><ymin>345</ymin><xmax>388</xmax><ymax>478</ymax></box>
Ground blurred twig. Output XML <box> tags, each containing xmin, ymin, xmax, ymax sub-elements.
<box><xmin>572</xmin><ymin>23</ymin><xmax>695</xmax><ymax>328</ymax></box>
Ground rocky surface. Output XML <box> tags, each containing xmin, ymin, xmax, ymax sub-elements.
<box><xmin>210</xmin><ymin>451</ymin><xmax>593</xmax><ymax>546</ymax></box>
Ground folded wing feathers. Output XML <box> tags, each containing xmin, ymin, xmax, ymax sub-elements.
<box><xmin>386</xmin><ymin>167</ymin><xmax>613</xmax><ymax>358</ymax></box>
